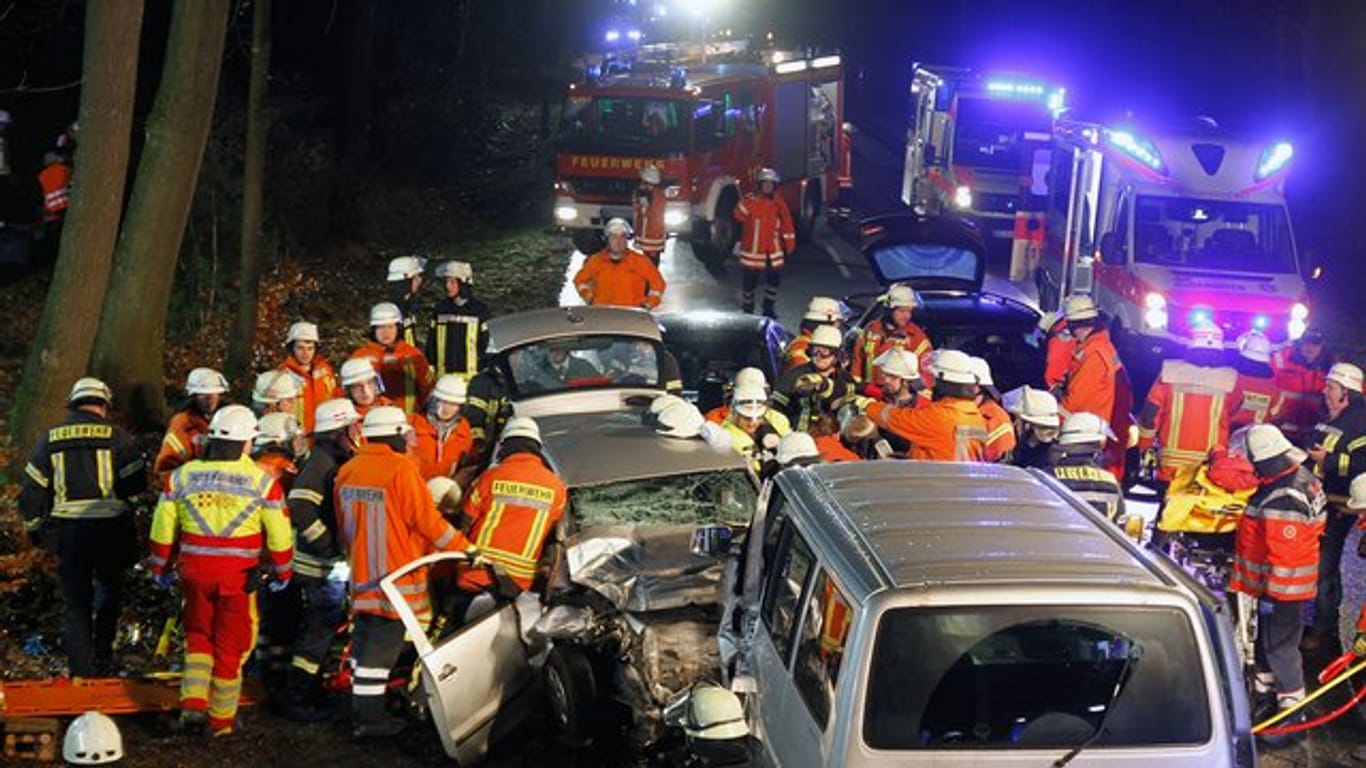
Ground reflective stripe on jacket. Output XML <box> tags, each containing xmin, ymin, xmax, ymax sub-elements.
<box><xmin>733</xmin><ymin>193</ymin><xmax>795</xmax><ymax>268</ymax></box>
<box><xmin>350</xmin><ymin>340</ymin><xmax>435</xmax><ymax>418</ymax></box>
<box><xmin>424</xmin><ymin>296</ymin><xmax>490</xmax><ymax>380</ymax></box>
<box><xmin>1270</xmin><ymin>347</ymin><xmax>1328</xmax><ymax>438</ymax></box>
<box><xmin>19</xmin><ymin>411</ymin><xmax>145</xmax><ymax>525</ymax></box>
<box><xmin>867</xmin><ymin>397</ymin><xmax>988</xmax><ymax>462</ymax></box>
<box><xmin>1231</xmin><ymin>466</ymin><xmax>1326</xmax><ymax>601</ymax></box>
<box><xmin>850</xmin><ymin>318</ymin><xmax>932</xmax><ymax>384</ymax></box>
<box><xmin>1229</xmin><ymin>372</ymin><xmax>1281</xmax><ymax>430</ymax></box>
<box><xmin>154</xmin><ymin>409</ymin><xmax>211</xmax><ymax>483</ymax></box>
<box><xmin>277</xmin><ymin>357</ymin><xmax>340</xmax><ymax>435</ymax></box>
<box><xmin>981</xmin><ymin>400</ymin><xmax>1017</xmax><ymax>463</ymax></box>
<box><xmin>1137</xmin><ymin>360</ymin><xmax>1234</xmax><ymax>482</ymax></box>
<box><xmin>38</xmin><ymin>161</ymin><xmax>70</xmax><ymax>221</ymax></box>
<box><xmin>458</xmin><ymin>453</ymin><xmax>567</xmax><ymax>591</ymax></box>
<box><xmin>633</xmin><ymin>186</ymin><xmax>668</xmax><ymax>251</ymax></box>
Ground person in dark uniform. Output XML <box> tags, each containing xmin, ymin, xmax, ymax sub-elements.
<box><xmin>1047</xmin><ymin>411</ymin><xmax>1125</xmax><ymax>523</ymax></box>
<box><xmin>425</xmin><ymin>260</ymin><xmax>490</xmax><ymax>382</ymax></box>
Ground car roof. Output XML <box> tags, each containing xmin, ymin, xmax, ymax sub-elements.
<box><xmin>776</xmin><ymin>461</ymin><xmax>1168</xmax><ymax>595</ymax></box>
<box><xmin>536</xmin><ymin>410</ymin><xmax>752</xmax><ymax>488</ymax></box>
<box><xmin>486</xmin><ymin>306</ymin><xmax>663</xmax><ymax>355</ymax></box>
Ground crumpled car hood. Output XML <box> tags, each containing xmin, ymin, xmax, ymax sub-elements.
<box><xmin>564</xmin><ymin>524</ymin><xmax>727</xmax><ymax>613</ymax></box>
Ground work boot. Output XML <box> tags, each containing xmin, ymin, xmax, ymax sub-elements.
<box><xmin>1257</xmin><ymin>701</ymin><xmax>1308</xmax><ymax>749</ymax></box>
<box><xmin>175</xmin><ymin>709</ymin><xmax>208</xmax><ymax>735</ymax></box>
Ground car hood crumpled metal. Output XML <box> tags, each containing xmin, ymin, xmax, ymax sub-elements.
<box><xmin>563</xmin><ymin>524</ymin><xmax>727</xmax><ymax>613</ymax></box>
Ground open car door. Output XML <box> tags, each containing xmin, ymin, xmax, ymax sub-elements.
<box><xmin>381</xmin><ymin>552</ymin><xmax>539</xmax><ymax>765</ymax></box>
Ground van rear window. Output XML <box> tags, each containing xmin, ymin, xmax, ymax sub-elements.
<box><xmin>863</xmin><ymin>606</ymin><xmax>1211</xmax><ymax>750</ymax></box>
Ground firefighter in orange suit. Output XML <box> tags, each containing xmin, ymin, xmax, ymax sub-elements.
<box><xmin>783</xmin><ymin>296</ymin><xmax>845</xmax><ymax>372</ymax></box>
<box><xmin>276</xmin><ymin>321</ymin><xmax>340</xmax><ymax>435</ymax></box>
<box><xmin>862</xmin><ymin>350</ymin><xmax>988</xmax><ymax>462</ymax></box>
<box><xmin>968</xmin><ymin>356</ymin><xmax>1016</xmax><ymax>462</ymax></box>
<box><xmin>154</xmin><ymin>367</ymin><xmax>230</xmax><ymax>484</ymax></box>
<box><xmin>634</xmin><ymin>165</ymin><xmax>668</xmax><ymax>265</ymax></box>
<box><xmin>850</xmin><ymin>283</ymin><xmax>933</xmax><ymax>385</ymax></box>
<box><xmin>1055</xmin><ymin>296</ymin><xmax>1132</xmax><ymax>481</ymax></box>
<box><xmin>734</xmin><ymin>168</ymin><xmax>795</xmax><ymax>317</ymax></box>
<box><xmin>38</xmin><ymin>150</ymin><xmax>70</xmax><ymax>223</ymax></box>
<box><xmin>1039</xmin><ymin>308</ymin><xmax>1076</xmax><ymax>390</ymax></box>
<box><xmin>574</xmin><ymin>217</ymin><xmax>666</xmax><ymax>309</ymax></box>
<box><xmin>339</xmin><ymin>357</ymin><xmax>393</xmax><ymax>419</ymax></box>
<box><xmin>1136</xmin><ymin>325</ymin><xmax>1235</xmax><ymax>484</ymax></box>
<box><xmin>333</xmin><ymin>406</ymin><xmax>478</xmax><ymax>738</ymax></box>
<box><xmin>1229</xmin><ymin>332</ymin><xmax>1282</xmax><ymax>430</ymax></box>
<box><xmin>148</xmin><ymin>405</ymin><xmax>294</xmax><ymax>737</ymax></box>
<box><xmin>1230</xmin><ymin>424</ymin><xmax>1326</xmax><ymax>743</ymax></box>
<box><xmin>413</xmin><ymin>375</ymin><xmax>475</xmax><ymax>481</ymax></box>
<box><xmin>1270</xmin><ymin>327</ymin><xmax>1333</xmax><ymax>441</ymax></box>
<box><xmin>350</xmin><ymin>302</ymin><xmax>434</xmax><ymax>418</ymax></box>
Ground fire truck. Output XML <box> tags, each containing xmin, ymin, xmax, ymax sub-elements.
<box><xmin>553</xmin><ymin>41</ymin><xmax>848</xmax><ymax>261</ymax></box>
<box><xmin>902</xmin><ymin>64</ymin><xmax>1065</xmax><ymax>249</ymax></box>
<box><xmin>1039</xmin><ymin>117</ymin><xmax>1307</xmax><ymax>368</ymax></box>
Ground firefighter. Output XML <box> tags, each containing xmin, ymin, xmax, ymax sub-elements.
<box><xmin>1303</xmin><ymin>362</ymin><xmax>1366</xmax><ymax>651</ymax></box>
<box><xmin>704</xmin><ymin>367</ymin><xmax>769</xmax><ymax>425</ymax></box>
<box><xmin>351</xmin><ymin>301</ymin><xmax>434</xmax><ymax>417</ymax></box>
<box><xmin>413</xmin><ymin>374</ymin><xmax>475</xmax><ymax>481</ymax></box>
<box><xmin>1055</xmin><ymin>295</ymin><xmax>1132</xmax><ymax>480</ymax></box>
<box><xmin>148</xmin><ymin>405</ymin><xmax>293</xmax><ymax>737</ymax></box>
<box><xmin>253</xmin><ymin>412</ymin><xmax>303</xmax><ymax>489</ymax></box>
<box><xmin>861</xmin><ymin>349</ymin><xmax>988</xmax><ymax>462</ymax></box>
<box><xmin>734</xmin><ymin>168</ymin><xmax>795</xmax><ymax>317</ymax></box>
<box><xmin>1007</xmin><ymin>386</ymin><xmax>1061</xmax><ymax>469</ymax></box>
<box><xmin>1270</xmin><ymin>327</ymin><xmax>1333</xmax><ymax>442</ymax></box>
<box><xmin>850</xmin><ymin>284</ymin><xmax>932</xmax><ymax>385</ymax></box>
<box><xmin>465</xmin><ymin>364</ymin><xmax>513</xmax><ymax>460</ymax></box>
<box><xmin>385</xmin><ymin>255</ymin><xmax>425</xmax><ymax>347</ymax></box>
<box><xmin>425</xmin><ymin>260</ymin><xmax>490</xmax><ymax>382</ymax></box>
<box><xmin>154</xmin><ymin>367</ymin><xmax>230</xmax><ymax>482</ymax></box>
<box><xmin>251</xmin><ymin>369</ymin><xmax>302</xmax><ymax>418</ymax></box>
<box><xmin>968</xmin><ymin>356</ymin><xmax>1016</xmax><ymax>462</ymax></box>
<box><xmin>1038</xmin><ymin>303</ymin><xmax>1080</xmax><ymax>390</ymax></box>
<box><xmin>282</xmin><ymin>399</ymin><xmax>362</xmax><ymax>722</ymax></box>
<box><xmin>18</xmin><ymin>377</ymin><xmax>145</xmax><ymax>678</ymax></box>
<box><xmin>251</xmin><ymin>411</ymin><xmax>304</xmax><ymax>701</ymax></box>
<box><xmin>1230</xmin><ymin>424</ymin><xmax>1326</xmax><ymax>745</ymax></box>
<box><xmin>1136</xmin><ymin>325</ymin><xmax>1236</xmax><ymax>485</ymax></box>
<box><xmin>773</xmin><ymin>325</ymin><xmax>856</xmax><ymax>433</ymax></box>
<box><xmin>873</xmin><ymin>348</ymin><xmax>924</xmax><ymax>409</ymax></box>
<box><xmin>339</xmin><ymin>357</ymin><xmax>391</xmax><ymax>418</ymax></box>
<box><xmin>783</xmin><ymin>296</ymin><xmax>844</xmax><ymax>371</ymax></box>
<box><xmin>1047</xmin><ymin>412</ymin><xmax>1125</xmax><ymax>522</ymax></box>
<box><xmin>757</xmin><ymin>430</ymin><xmax>822</xmax><ymax>482</ymax></box>
<box><xmin>573</xmin><ymin>218</ymin><xmax>666</xmax><ymax>309</ymax></box>
<box><xmin>808</xmin><ymin>413</ymin><xmax>862</xmax><ymax>463</ymax></box>
<box><xmin>276</xmin><ymin>321</ymin><xmax>340</xmax><ymax>436</ymax></box>
<box><xmin>334</xmin><ymin>406</ymin><xmax>478</xmax><ymax>738</ymax></box>
<box><xmin>37</xmin><ymin>150</ymin><xmax>70</xmax><ymax>238</ymax></box>
<box><xmin>1229</xmin><ymin>331</ymin><xmax>1281</xmax><ymax>430</ymax></box>
<box><xmin>634</xmin><ymin>165</ymin><xmax>668</xmax><ymax>265</ymax></box>
<box><xmin>721</xmin><ymin>384</ymin><xmax>792</xmax><ymax>472</ymax></box>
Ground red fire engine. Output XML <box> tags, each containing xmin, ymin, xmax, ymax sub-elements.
<box><xmin>553</xmin><ymin>41</ymin><xmax>849</xmax><ymax>261</ymax></box>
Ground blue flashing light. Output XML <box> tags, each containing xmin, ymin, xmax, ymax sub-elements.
<box><xmin>605</xmin><ymin>29</ymin><xmax>621</xmax><ymax>43</ymax></box>
<box><xmin>1188</xmin><ymin>307</ymin><xmax>1213</xmax><ymax>328</ymax></box>
<box><xmin>1108</xmin><ymin>130</ymin><xmax>1164</xmax><ymax>173</ymax></box>
<box><xmin>1255</xmin><ymin>142</ymin><xmax>1294</xmax><ymax>181</ymax></box>
<box><xmin>1046</xmin><ymin>87</ymin><xmax>1066</xmax><ymax>116</ymax></box>
<box><xmin>986</xmin><ymin>80</ymin><xmax>1047</xmax><ymax>99</ymax></box>
<box><xmin>627</xmin><ymin>29</ymin><xmax>642</xmax><ymax>41</ymax></box>
<box><xmin>1253</xmin><ymin>314</ymin><xmax>1270</xmax><ymax>331</ymax></box>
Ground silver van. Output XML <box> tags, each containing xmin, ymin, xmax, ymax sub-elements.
<box><xmin>698</xmin><ymin>460</ymin><xmax>1254</xmax><ymax>767</ymax></box>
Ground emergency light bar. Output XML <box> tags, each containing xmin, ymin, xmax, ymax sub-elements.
<box><xmin>1108</xmin><ymin>130</ymin><xmax>1165</xmax><ymax>173</ymax></box>
<box><xmin>811</xmin><ymin>55</ymin><xmax>841</xmax><ymax>69</ymax></box>
<box><xmin>986</xmin><ymin>80</ymin><xmax>1045</xmax><ymax>97</ymax></box>
<box><xmin>774</xmin><ymin>60</ymin><xmax>809</xmax><ymax>74</ymax></box>
<box><xmin>1255</xmin><ymin>141</ymin><xmax>1294</xmax><ymax>181</ymax></box>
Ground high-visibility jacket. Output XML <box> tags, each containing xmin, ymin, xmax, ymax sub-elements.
<box><xmin>458</xmin><ymin>452</ymin><xmax>567</xmax><ymax>592</ymax></box>
<box><xmin>350</xmin><ymin>340</ymin><xmax>434</xmax><ymax>417</ymax></box>
<box><xmin>254</xmin><ymin>449</ymin><xmax>298</xmax><ymax>494</ymax></box>
<box><xmin>850</xmin><ymin>317</ymin><xmax>933</xmax><ymax>384</ymax></box>
<box><xmin>733</xmin><ymin>193</ymin><xmax>795</xmax><ymax>270</ymax></box>
<box><xmin>38</xmin><ymin>160</ymin><xmax>70</xmax><ymax>222</ymax></box>
<box><xmin>773</xmin><ymin>362</ymin><xmax>857</xmax><ymax>433</ymax></box>
<box><xmin>277</xmin><ymin>356</ymin><xmax>340</xmax><ymax>435</ymax></box>
<box><xmin>721</xmin><ymin>415</ymin><xmax>792</xmax><ymax>472</ymax></box>
<box><xmin>1046</xmin><ymin>453</ymin><xmax>1125</xmax><ymax>522</ymax></box>
<box><xmin>1060</xmin><ymin>329</ymin><xmax>1132</xmax><ymax>481</ymax></box>
<box><xmin>149</xmin><ymin>456</ymin><xmax>293</xmax><ymax>584</ymax></box>
<box><xmin>424</xmin><ymin>295</ymin><xmax>490</xmax><ymax>381</ymax></box>
<box><xmin>783</xmin><ymin>331</ymin><xmax>813</xmax><ymax>372</ymax></box>
<box><xmin>705</xmin><ymin>405</ymin><xmax>790</xmax><ymax>432</ymax></box>
<box><xmin>412</xmin><ymin>413</ymin><xmax>473</xmax><ymax>480</ymax></box>
<box><xmin>1270</xmin><ymin>346</ymin><xmax>1330</xmax><ymax>440</ymax></box>
<box><xmin>1228</xmin><ymin>370</ymin><xmax>1281</xmax><ymax>430</ymax></box>
<box><xmin>1043</xmin><ymin>317</ymin><xmax>1075</xmax><ymax>390</ymax></box>
<box><xmin>19</xmin><ymin>410</ymin><xmax>146</xmax><ymax>527</ymax></box>
<box><xmin>981</xmin><ymin>399</ymin><xmax>1017</xmax><ymax>462</ymax></box>
<box><xmin>573</xmin><ymin>248</ymin><xmax>666</xmax><ymax>309</ymax></box>
<box><xmin>1310</xmin><ymin>402</ymin><xmax>1366</xmax><ymax>503</ymax></box>
<box><xmin>465</xmin><ymin>368</ymin><xmax>512</xmax><ymax>445</ymax></box>
<box><xmin>814</xmin><ymin>433</ymin><xmax>860</xmax><ymax>462</ymax></box>
<box><xmin>154</xmin><ymin>408</ymin><xmax>211</xmax><ymax>483</ymax></box>
<box><xmin>866</xmin><ymin>397</ymin><xmax>988</xmax><ymax>462</ymax></box>
<box><xmin>1137</xmin><ymin>360</ymin><xmax>1235</xmax><ymax>482</ymax></box>
<box><xmin>633</xmin><ymin>185</ymin><xmax>668</xmax><ymax>254</ymax></box>
<box><xmin>1230</xmin><ymin>465</ymin><xmax>1326</xmax><ymax>602</ymax></box>
<box><xmin>334</xmin><ymin>443</ymin><xmax>474</xmax><ymax>622</ymax></box>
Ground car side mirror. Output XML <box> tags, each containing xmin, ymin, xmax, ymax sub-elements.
<box><xmin>690</xmin><ymin>524</ymin><xmax>733</xmax><ymax>559</ymax></box>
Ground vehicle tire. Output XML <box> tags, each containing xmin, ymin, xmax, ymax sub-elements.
<box><xmin>693</xmin><ymin>189</ymin><xmax>739</xmax><ymax>265</ymax></box>
<box><xmin>796</xmin><ymin>180</ymin><xmax>822</xmax><ymax>243</ymax></box>
<box><xmin>544</xmin><ymin>645</ymin><xmax>599</xmax><ymax>745</ymax></box>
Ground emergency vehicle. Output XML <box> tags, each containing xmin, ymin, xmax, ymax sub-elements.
<box><xmin>1039</xmin><ymin>117</ymin><xmax>1308</xmax><ymax>365</ymax></box>
<box><xmin>553</xmin><ymin>40</ymin><xmax>849</xmax><ymax>261</ymax></box>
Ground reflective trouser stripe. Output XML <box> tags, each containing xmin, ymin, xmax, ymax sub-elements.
<box><xmin>436</xmin><ymin>324</ymin><xmax>447</xmax><ymax>377</ymax></box>
<box><xmin>180</xmin><ymin>652</ymin><xmax>214</xmax><ymax>707</ymax></box>
<box><xmin>291</xmin><ymin>657</ymin><xmax>321</xmax><ymax>675</ymax></box>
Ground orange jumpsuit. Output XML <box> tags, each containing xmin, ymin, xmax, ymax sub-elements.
<box><xmin>734</xmin><ymin>193</ymin><xmax>796</xmax><ymax>270</ymax></box>
<box><xmin>350</xmin><ymin>341</ymin><xmax>434</xmax><ymax>418</ymax></box>
<box><xmin>1228</xmin><ymin>372</ymin><xmax>1281</xmax><ymax>430</ymax></box>
<box><xmin>850</xmin><ymin>317</ymin><xmax>933</xmax><ymax>384</ymax></box>
<box><xmin>1060</xmin><ymin>328</ymin><xmax>1132</xmax><ymax>480</ymax></box>
<box><xmin>573</xmin><ymin>248</ymin><xmax>666</xmax><ymax>309</ymax></box>
<box><xmin>458</xmin><ymin>453</ymin><xmax>567</xmax><ymax>592</ymax></box>
<box><xmin>866</xmin><ymin>398</ymin><xmax>988</xmax><ymax>462</ymax></box>
<box><xmin>38</xmin><ymin>160</ymin><xmax>70</xmax><ymax>222</ymax></box>
<box><xmin>1043</xmin><ymin>317</ymin><xmax>1075</xmax><ymax>390</ymax></box>
<box><xmin>783</xmin><ymin>331</ymin><xmax>813</xmax><ymax>371</ymax></box>
<box><xmin>154</xmin><ymin>409</ymin><xmax>211</xmax><ymax>484</ymax></box>
<box><xmin>412</xmin><ymin>414</ymin><xmax>474</xmax><ymax>480</ymax></box>
<box><xmin>633</xmin><ymin>185</ymin><xmax>668</xmax><ymax>259</ymax></box>
<box><xmin>814</xmin><ymin>434</ymin><xmax>861</xmax><ymax>462</ymax></box>
<box><xmin>1137</xmin><ymin>360</ymin><xmax>1234</xmax><ymax>482</ymax></box>
<box><xmin>277</xmin><ymin>356</ymin><xmax>340</xmax><ymax>435</ymax></box>
<box><xmin>981</xmin><ymin>399</ymin><xmax>1018</xmax><ymax>462</ymax></box>
<box><xmin>1270</xmin><ymin>346</ymin><xmax>1329</xmax><ymax>441</ymax></box>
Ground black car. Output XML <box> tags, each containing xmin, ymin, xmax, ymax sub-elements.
<box><xmin>847</xmin><ymin>213</ymin><xmax>1044</xmax><ymax>391</ymax></box>
<box><xmin>656</xmin><ymin>311</ymin><xmax>792</xmax><ymax>413</ymax></box>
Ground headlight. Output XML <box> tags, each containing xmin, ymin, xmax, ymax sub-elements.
<box><xmin>1143</xmin><ymin>292</ymin><xmax>1168</xmax><ymax>330</ymax></box>
<box><xmin>663</xmin><ymin>209</ymin><xmax>689</xmax><ymax>228</ymax></box>
<box><xmin>1288</xmin><ymin>302</ymin><xmax>1308</xmax><ymax>340</ymax></box>
<box><xmin>1290</xmin><ymin>302</ymin><xmax>1309</xmax><ymax>321</ymax></box>
<box><xmin>555</xmin><ymin>205</ymin><xmax>578</xmax><ymax>223</ymax></box>
<box><xmin>953</xmin><ymin>185</ymin><xmax>973</xmax><ymax>209</ymax></box>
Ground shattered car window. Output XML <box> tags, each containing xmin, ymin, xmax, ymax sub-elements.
<box><xmin>571</xmin><ymin>470</ymin><xmax>756</xmax><ymax>528</ymax></box>
<box><xmin>505</xmin><ymin>335</ymin><xmax>662</xmax><ymax>397</ymax></box>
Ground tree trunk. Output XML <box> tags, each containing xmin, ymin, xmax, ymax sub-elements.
<box><xmin>9</xmin><ymin>0</ymin><xmax>144</xmax><ymax>452</ymax></box>
<box><xmin>90</xmin><ymin>0</ymin><xmax>232</xmax><ymax>429</ymax></box>
<box><xmin>227</xmin><ymin>0</ymin><xmax>272</xmax><ymax>379</ymax></box>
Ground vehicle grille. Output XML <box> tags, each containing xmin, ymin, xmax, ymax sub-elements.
<box><xmin>568</xmin><ymin>176</ymin><xmax>636</xmax><ymax>201</ymax></box>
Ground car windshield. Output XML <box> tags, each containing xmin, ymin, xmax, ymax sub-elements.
<box><xmin>570</xmin><ymin>469</ymin><xmax>756</xmax><ymax>528</ymax></box>
<box><xmin>864</xmin><ymin>605</ymin><xmax>1211</xmax><ymax>750</ymax></box>
<box><xmin>1134</xmin><ymin>195</ymin><xmax>1297</xmax><ymax>274</ymax></box>
<box><xmin>953</xmin><ymin>96</ymin><xmax>1053</xmax><ymax>172</ymax></box>
<box><xmin>870</xmin><ymin>242</ymin><xmax>980</xmax><ymax>286</ymax></box>
<box><xmin>560</xmin><ymin>95</ymin><xmax>690</xmax><ymax>152</ymax></box>
<box><xmin>505</xmin><ymin>335</ymin><xmax>662</xmax><ymax>398</ymax></box>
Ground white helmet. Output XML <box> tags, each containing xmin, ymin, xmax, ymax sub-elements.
<box><xmin>361</xmin><ymin>406</ymin><xmax>412</xmax><ymax>439</ymax></box>
<box><xmin>966</xmin><ymin>356</ymin><xmax>994</xmax><ymax>387</ymax></box>
<box><xmin>656</xmin><ymin>400</ymin><xmax>706</xmax><ymax>438</ymax></box>
<box><xmin>1059</xmin><ymin>411</ymin><xmax>1108</xmax><ymax>446</ymax></box>
<box><xmin>776</xmin><ymin>432</ymin><xmax>819</xmax><ymax>466</ymax></box>
<box><xmin>208</xmin><ymin>404</ymin><xmax>259</xmax><ymax>442</ymax></box>
<box><xmin>648</xmin><ymin>393</ymin><xmax>688</xmax><ymax>417</ymax></box>
<box><xmin>369</xmin><ymin>302</ymin><xmax>403</xmax><ymax>327</ymax></box>
<box><xmin>873</xmin><ymin>348</ymin><xmax>918</xmax><ymax>380</ymax></box>
<box><xmin>340</xmin><ymin>358</ymin><xmax>380</xmax><ymax>388</ymax></box>
<box><xmin>1327</xmin><ymin>362</ymin><xmax>1364</xmax><ymax>394</ymax></box>
<box><xmin>64</xmin><ymin>711</ymin><xmax>123</xmax><ymax>765</ymax></box>
<box><xmin>885</xmin><ymin>283</ymin><xmax>920</xmax><ymax>310</ymax></box>
<box><xmin>1246</xmin><ymin>423</ymin><xmax>1308</xmax><ymax>464</ymax></box>
<box><xmin>185</xmin><ymin>367</ymin><xmax>229</xmax><ymax>395</ymax></box>
<box><xmin>1010</xmin><ymin>386</ymin><xmax>1061</xmax><ymax>427</ymax></box>
<box><xmin>603</xmin><ymin>217</ymin><xmax>632</xmax><ymax>237</ymax></box>
<box><xmin>756</xmin><ymin>168</ymin><xmax>780</xmax><ymax>184</ymax></box>
<box><xmin>252</xmin><ymin>370</ymin><xmax>301</xmax><ymax>406</ymax></box>
<box><xmin>386</xmin><ymin>255</ymin><xmax>425</xmax><ymax>281</ymax></box>
<box><xmin>810</xmin><ymin>324</ymin><xmax>842</xmax><ymax>350</ymax></box>
<box><xmin>732</xmin><ymin>384</ymin><xmax>769</xmax><ymax>419</ymax></box>
<box><xmin>1062</xmin><ymin>295</ymin><xmax>1098</xmax><ymax>322</ymax></box>
<box><xmin>640</xmin><ymin>165</ymin><xmax>662</xmax><ymax>185</ymax></box>
<box><xmin>431</xmin><ymin>374</ymin><xmax>469</xmax><ymax>405</ymax></box>
<box><xmin>68</xmin><ymin>377</ymin><xmax>112</xmax><ymax>406</ymax></box>
<box><xmin>1238</xmin><ymin>331</ymin><xmax>1272</xmax><ymax>364</ymax></box>
<box><xmin>803</xmin><ymin>296</ymin><xmax>844</xmax><ymax>323</ymax></box>
<box><xmin>928</xmin><ymin>349</ymin><xmax>977</xmax><ymax>385</ymax></box>
<box><xmin>285</xmin><ymin>321</ymin><xmax>320</xmax><ymax>346</ymax></box>
<box><xmin>501</xmin><ymin>416</ymin><xmax>542</xmax><ymax>444</ymax></box>
<box><xmin>427</xmin><ymin>476</ymin><xmax>461</xmax><ymax>508</ymax></box>
<box><xmin>435</xmin><ymin>260</ymin><xmax>473</xmax><ymax>282</ymax></box>
<box><xmin>314</xmin><ymin>398</ymin><xmax>360</xmax><ymax>433</ymax></box>
<box><xmin>1188</xmin><ymin>324</ymin><xmax>1224</xmax><ymax>351</ymax></box>
<box><xmin>255</xmin><ymin>412</ymin><xmax>301</xmax><ymax>448</ymax></box>
<box><xmin>1349</xmin><ymin>474</ymin><xmax>1366</xmax><ymax>512</ymax></box>
<box><xmin>681</xmin><ymin>684</ymin><xmax>749</xmax><ymax>741</ymax></box>
<box><xmin>733</xmin><ymin>366</ymin><xmax>768</xmax><ymax>391</ymax></box>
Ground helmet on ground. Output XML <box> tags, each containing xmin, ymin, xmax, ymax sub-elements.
<box><xmin>873</xmin><ymin>348</ymin><xmax>918</xmax><ymax>380</ymax></box>
<box><xmin>803</xmin><ymin>296</ymin><xmax>844</xmax><ymax>323</ymax></box>
<box><xmin>252</xmin><ymin>370</ymin><xmax>301</xmax><ymax>406</ymax></box>
<box><xmin>1246</xmin><ymin>423</ymin><xmax>1308</xmax><ymax>464</ymax></box>
<box><xmin>285</xmin><ymin>321</ymin><xmax>320</xmax><ymax>346</ymax></box>
<box><xmin>648</xmin><ymin>393</ymin><xmax>688</xmax><ymax>417</ymax></box>
<box><xmin>756</xmin><ymin>168</ymin><xmax>780</xmax><ymax>184</ymax></box>
<box><xmin>314</xmin><ymin>398</ymin><xmax>360</xmax><ymax>433</ymax></box>
<box><xmin>776</xmin><ymin>432</ymin><xmax>819</xmax><ymax>466</ymax></box>
<box><xmin>682</xmin><ymin>684</ymin><xmax>749</xmax><ymax>741</ymax></box>
<box><xmin>501</xmin><ymin>416</ymin><xmax>542</xmax><ymax>444</ymax></box>
<box><xmin>966</xmin><ymin>356</ymin><xmax>994</xmax><ymax>387</ymax></box>
<box><xmin>928</xmin><ymin>349</ymin><xmax>977</xmax><ymax>385</ymax></box>
<box><xmin>1062</xmin><ymin>295</ymin><xmax>1098</xmax><ymax>322</ymax></box>
<box><xmin>64</xmin><ymin>711</ymin><xmax>123</xmax><ymax>765</ymax></box>
<box><xmin>1059</xmin><ymin>412</ymin><xmax>1108</xmax><ymax>446</ymax></box>
<box><xmin>1188</xmin><ymin>324</ymin><xmax>1224</xmax><ymax>351</ymax></box>
<box><xmin>1349</xmin><ymin>474</ymin><xmax>1366</xmax><ymax>511</ymax></box>
<box><xmin>208</xmin><ymin>404</ymin><xmax>258</xmax><ymax>442</ymax></box>
<box><xmin>1238</xmin><ymin>331</ymin><xmax>1272</xmax><ymax>363</ymax></box>
<box><xmin>340</xmin><ymin>358</ymin><xmax>380</xmax><ymax>388</ymax></box>
<box><xmin>640</xmin><ymin>165</ymin><xmax>662</xmax><ymax>185</ymax></box>
<box><xmin>186</xmin><ymin>367</ymin><xmax>229</xmax><ymax>395</ymax></box>
<box><xmin>68</xmin><ymin>377</ymin><xmax>112</xmax><ymax>407</ymax></box>
<box><xmin>885</xmin><ymin>283</ymin><xmax>920</xmax><ymax>310</ymax></box>
<box><xmin>733</xmin><ymin>367</ymin><xmax>768</xmax><ymax>391</ymax></box>
<box><xmin>732</xmin><ymin>384</ymin><xmax>768</xmax><ymax>419</ymax></box>
<box><xmin>431</xmin><ymin>375</ymin><xmax>468</xmax><ymax>405</ymax></box>
<box><xmin>386</xmin><ymin>255</ymin><xmax>425</xmax><ymax>281</ymax></box>
<box><xmin>810</xmin><ymin>324</ymin><xmax>842</xmax><ymax>350</ymax></box>
<box><xmin>603</xmin><ymin>217</ymin><xmax>632</xmax><ymax>237</ymax></box>
<box><xmin>1011</xmin><ymin>386</ymin><xmax>1061</xmax><ymax>427</ymax></box>
<box><xmin>369</xmin><ymin>302</ymin><xmax>403</xmax><ymax>327</ymax></box>
<box><xmin>1327</xmin><ymin>362</ymin><xmax>1364</xmax><ymax>394</ymax></box>
<box><xmin>656</xmin><ymin>400</ymin><xmax>705</xmax><ymax>438</ymax></box>
<box><xmin>435</xmin><ymin>260</ymin><xmax>473</xmax><ymax>282</ymax></box>
<box><xmin>255</xmin><ymin>412</ymin><xmax>300</xmax><ymax>448</ymax></box>
<box><xmin>361</xmin><ymin>406</ymin><xmax>412</xmax><ymax>439</ymax></box>
<box><xmin>427</xmin><ymin>476</ymin><xmax>461</xmax><ymax>508</ymax></box>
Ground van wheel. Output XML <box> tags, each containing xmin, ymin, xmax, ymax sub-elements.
<box><xmin>545</xmin><ymin>646</ymin><xmax>599</xmax><ymax>744</ymax></box>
